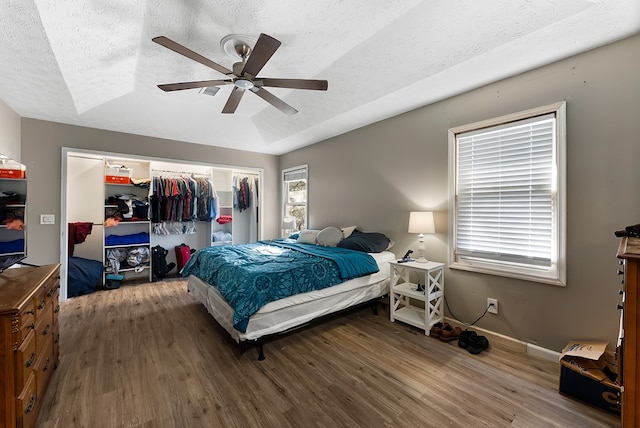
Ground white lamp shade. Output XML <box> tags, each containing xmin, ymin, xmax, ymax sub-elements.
<box><xmin>408</xmin><ymin>211</ymin><xmax>435</xmax><ymax>234</ymax></box>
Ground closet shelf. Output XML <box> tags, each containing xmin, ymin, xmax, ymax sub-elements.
<box><xmin>105</xmin><ymin>265</ymin><xmax>150</xmax><ymax>274</ymax></box>
<box><xmin>104</xmin><ymin>243</ymin><xmax>150</xmax><ymax>249</ymax></box>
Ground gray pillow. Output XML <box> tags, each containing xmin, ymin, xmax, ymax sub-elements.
<box><xmin>316</xmin><ymin>226</ymin><xmax>343</xmax><ymax>247</ymax></box>
<box><xmin>297</xmin><ymin>229</ymin><xmax>320</xmax><ymax>244</ymax></box>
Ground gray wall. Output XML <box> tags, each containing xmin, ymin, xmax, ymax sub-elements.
<box><xmin>20</xmin><ymin>119</ymin><xmax>280</xmax><ymax>266</ymax></box>
<box><xmin>0</xmin><ymin>98</ymin><xmax>21</xmax><ymax>161</ymax></box>
<box><xmin>280</xmin><ymin>34</ymin><xmax>640</xmax><ymax>351</ymax></box>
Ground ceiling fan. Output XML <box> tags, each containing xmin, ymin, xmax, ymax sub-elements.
<box><xmin>152</xmin><ymin>33</ymin><xmax>328</xmax><ymax>115</ymax></box>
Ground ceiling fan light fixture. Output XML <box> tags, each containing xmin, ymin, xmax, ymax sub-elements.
<box><xmin>221</xmin><ymin>34</ymin><xmax>258</xmax><ymax>59</ymax></box>
<box><xmin>234</xmin><ymin>79</ymin><xmax>254</xmax><ymax>90</ymax></box>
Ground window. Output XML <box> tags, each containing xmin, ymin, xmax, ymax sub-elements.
<box><xmin>282</xmin><ymin>165</ymin><xmax>308</xmax><ymax>235</ymax></box>
<box><xmin>448</xmin><ymin>102</ymin><xmax>566</xmax><ymax>285</ymax></box>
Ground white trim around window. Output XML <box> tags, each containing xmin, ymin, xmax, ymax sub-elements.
<box><xmin>448</xmin><ymin>101</ymin><xmax>566</xmax><ymax>286</ymax></box>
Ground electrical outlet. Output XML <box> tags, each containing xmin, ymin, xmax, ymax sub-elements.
<box><xmin>487</xmin><ymin>298</ymin><xmax>498</xmax><ymax>314</ymax></box>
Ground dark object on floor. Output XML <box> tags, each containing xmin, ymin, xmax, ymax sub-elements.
<box><xmin>458</xmin><ymin>330</ymin><xmax>478</xmax><ymax>349</ymax></box>
<box><xmin>152</xmin><ymin>245</ymin><xmax>176</xmax><ymax>281</ymax></box>
<box><xmin>467</xmin><ymin>335</ymin><xmax>490</xmax><ymax>354</ymax></box>
<box><xmin>103</xmin><ymin>273</ymin><xmax>124</xmax><ymax>290</ymax></box>
<box><xmin>429</xmin><ymin>322</ymin><xmax>444</xmax><ymax>338</ymax></box>
<box><xmin>440</xmin><ymin>324</ymin><xmax>462</xmax><ymax>342</ymax></box>
<box><xmin>67</xmin><ymin>256</ymin><xmax>103</xmax><ymax>297</ymax></box>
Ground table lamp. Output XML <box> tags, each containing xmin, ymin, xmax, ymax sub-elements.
<box><xmin>282</xmin><ymin>216</ymin><xmax>296</xmax><ymax>237</ymax></box>
<box><xmin>408</xmin><ymin>211</ymin><xmax>435</xmax><ymax>263</ymax></box>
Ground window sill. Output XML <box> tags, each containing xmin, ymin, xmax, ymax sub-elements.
<box><xmin>449</xmin><ymin>261</ymin><xmax>566</xmax><ymax>287</ymax></box>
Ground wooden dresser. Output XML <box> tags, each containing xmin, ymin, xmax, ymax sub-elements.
<box><xmin>617</xmin><ymin>238</ymin><xmax>640</xmax><ymax>428</ymax></box>
<box><xmin>0</xmin><ymin>264</ymin><xmax>60</xmax><ymax>428</ymax></box>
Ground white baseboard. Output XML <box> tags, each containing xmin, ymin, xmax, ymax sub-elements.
<box><xmin>526</xmin><ymin>343</ymin><xmax>561</xmax><ymax>362</ymax></box>
<box><xmin>444</xmin><ymin>317</ymin><xmax>560</xmax><ymax>362</ymax></box>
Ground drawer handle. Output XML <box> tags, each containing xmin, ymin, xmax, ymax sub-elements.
<box><xmin>37</xmin><ymin>300</ymin><xmax>46</xmax><ymax>310</ymax></box>
<box><xmin>25</xmin><ymin>352</ymin><xmax>36</xmax><ymax>368</ymax></box>
<box><xmin>27</xmin><ymin>322</ymin><xmax>35</xmax><ymax>330</ymax></box>
<box><xmin>43</xmin><ymin>357</ymin><xmax>50</xmax><ymax>371</ymax></box>
<box><xmin>42</xmin><ymin>324</ymin><xmax>50</xmax><ymax>336</ymax></box>
<box><xmin>26</xmin><ymin>309</ymin><xmax>35</xmax><ymax>315</ymax></box>
<box><xmin>47</xmin><ymin>288</ymin><xmax>54</xmax><ymax>297</ymax></box>
<box><xmin>54</xmin><ymin>304</ymin><xmax>60</xmax><ymax>314</ymax></box>
<box><xmin>24</xmin><ymin>395</ymin><xmax>36</xmax><ymax>414</ymax></box>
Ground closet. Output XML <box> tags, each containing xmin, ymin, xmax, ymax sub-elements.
<box><xmin>63</xmin><ymin>150</ymin><xmax>262</xmax><ymax>300</ymax></box>
<box><xmin>0</xmin><ymin>168</ymin><xmax>27</xmax><ymax>260</ymax></box>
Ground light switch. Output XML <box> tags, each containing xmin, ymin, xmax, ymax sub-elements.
<box><xmin>40</xmin><ymin>214</ymin><xmax>55</xmax><ymax>225</ymax></box>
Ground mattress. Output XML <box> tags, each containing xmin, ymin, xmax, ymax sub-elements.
<box><xmin>187</xmin><ymin>250</ymin><xmax>396</xmax><ymax>342</ymax></box>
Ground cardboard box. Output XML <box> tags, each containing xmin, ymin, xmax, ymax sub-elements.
<box><xmin>105</xmin><ymin>166</ymin><xmax>132</xmax><ymax>184</ymax></box>
<box><xmin>559</xmin><ymin>341</ymin><xmax>620</xmax><ymax>415</ymax></box>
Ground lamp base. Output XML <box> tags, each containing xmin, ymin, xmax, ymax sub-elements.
<box><xmin>414</xmin><ymin>257</ymin><xmax>429</xmax><ymax>263</ymax></box>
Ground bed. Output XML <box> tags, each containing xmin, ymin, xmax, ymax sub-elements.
<box><xmin>183</xmin><ymin>230</ymin><xmax>395</xmax><ymax>359</ymax></box>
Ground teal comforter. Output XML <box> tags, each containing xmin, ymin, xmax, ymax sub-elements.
<box><xmin>181</xmin><ymin>240</ymin><xmax>379</xmax><ymax>332</ymax></box>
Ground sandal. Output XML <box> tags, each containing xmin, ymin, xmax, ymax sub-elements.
<box><xmin>457</xmin><ymin>330</ymin><xmax>477</xmax><ymax>349</ymax></box>
<box><xmin>429</xmin><ymin>322</ymin><xmax>444</xmax><ymax>338</ymax></box>
<box><xmin>467</xmin><ymin>335</ymin><xmax>489</xmax><ymax>354</ymax></box>
<box><xmin>439</xmin><ymin>324</ymin><xmax>462</xmax><ymax>342</ymax></box>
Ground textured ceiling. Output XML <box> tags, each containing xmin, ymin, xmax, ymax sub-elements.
<box><xmin>0</xmin><ymin>1</ymin><xmax>638</xmax><ymax>155</ymax></box>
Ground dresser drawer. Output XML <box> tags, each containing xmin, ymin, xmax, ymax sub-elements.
<box><xmin>15</xmin><ymin>329</ymin><xmax>36</xmax><ymax>394</ymax></box>
<box><xmin>17</xmin><ymin>301</ymin><xmax>36</xmax><ymax>338</ymax></box>
<box><xmin>34</xmin><ymin>287</ymin><xmax>48</xmax><ymax>320</ymax></box>
<box><xmin>16</xmin><ymin>372</ymin><xmax>37</xmax><ymax>428</ymax></box>
<box><xmin>45</xmin><ymin>276</ymin><xmax>59</xmax><ymax>299</ymax></box>
<box><xmin>53</xmin><ymin>322</ymin><xmax>60</xmax><ymax>363</ymax></box>
<box><xmin>35</xmin><ymin>303</ymin><xmax>53</xmax><ymax>354</ymax></box>
<box><xmin>35</xmin><ymin>337</ymin><xmax>54</xmax><ymax>399</ymax></box>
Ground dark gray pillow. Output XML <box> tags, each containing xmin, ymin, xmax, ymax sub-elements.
<box><xmin>337</xmin><ymin>232</ymin><xmax>391</xmax><ymax>253</ymax></box>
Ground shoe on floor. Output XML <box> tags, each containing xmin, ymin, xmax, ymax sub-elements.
<box><xmin>429</xmin><ymin>322</ymin><xmax>444</xmax><ymax>338</ymax></box>
<box><xmin>467</xmin><ymin>335</ymin><xmax>489</xmax><ymax>354</ymax></box>
<box><xmin>439</xmin><ymin>324</ymin><xmax>462</xmax><ymax>342</ymax></box>
<box><xmin>458</xmin><ymin>330</ymin><xmax>478</xmax><ymax>349</ymax></box>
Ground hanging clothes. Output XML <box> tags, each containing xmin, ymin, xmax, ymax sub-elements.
<box><xmin>68</xmin><ymin>222</ymin><xmax>93</xmax><ymax>256</ymax></box>
<box><xmin>150</xmin><ymin>174</ymin><xmax>219</xmax><ymax>234</ymax></box>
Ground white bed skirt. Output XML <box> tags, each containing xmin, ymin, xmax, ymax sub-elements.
<box><xmin>187</xmin><ymin>251</ymin><xmax>395</xmax><ymax>342</ymax></box>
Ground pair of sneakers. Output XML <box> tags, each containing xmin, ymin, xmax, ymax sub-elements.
<box><xmin>458</xmin><ymin>329</ymin><xmax>489</xmax><ymax>354</ymax></box>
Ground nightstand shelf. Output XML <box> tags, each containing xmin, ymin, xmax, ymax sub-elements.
<box><xmin>389</xmin><ymin>260</ymin><xmax>444</xmax><ymax>335</ymax></box>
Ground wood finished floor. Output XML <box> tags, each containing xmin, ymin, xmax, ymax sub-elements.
<box><xmin>36</xmin><ymin>280</ymin><xmax>620</xmax><ymax>428</ymax></box>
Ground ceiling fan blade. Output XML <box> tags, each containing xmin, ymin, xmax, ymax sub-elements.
<box><xmin>222</xmin><ymin>87</ymin><xmax>245</xmax><ymax>114</ymax></box>
<box><xmin>153</xmin><ymin>36</ymin><xmax>233</xmax><ymax>76</ymax></box>
<box><xmin>257</xmin><ymin>78</ymin><xmax>328</xmax><ymax>91</ymax></box>
<box><xmin>250</xmin><ymin>87</ymin><xmax>298</xmax><ymax>115</ymax></box>
<box><xmin>241</xmin><ymin>33</ymin><xmax>281</xmax><ymax>78</ymax></box>
<box><xmin>157</xmin><ymin>80</ymin><xmax>232</xmax><ymax>92</ymax></box>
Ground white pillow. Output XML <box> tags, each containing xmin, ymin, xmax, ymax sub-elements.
<box><xmin>297</xmin><ymin>229</ymin><xmax>320</xmax><ymax>244</ymax></box>
<box><xmin>317</xmin><ymin>226</ymin><xmax>344</xmax><ymax>247</ymax></box>
<box><xmin>341</xmin><ymin>225</ymin><xmax>357</xmax><ymax>239</ymax></box>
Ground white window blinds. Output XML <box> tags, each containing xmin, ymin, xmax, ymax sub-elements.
<box><xmin>455</xmin><ymin>113</ymin><xmax>555</xmax><ymax>268</ymax></box>
<box><xmin>283</xmin><ymin>167</ymin><xmax>307</xmax><ymax>181</ymax></box>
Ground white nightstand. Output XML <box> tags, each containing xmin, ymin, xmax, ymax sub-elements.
<box><xmin>389</xmin><ymin>260</ymin><xmax>445</xmax><ymax>335</ymax></box>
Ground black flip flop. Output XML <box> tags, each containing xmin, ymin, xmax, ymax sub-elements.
<box><xmin>458</xmin><ymin>330</ymin><xmax>477</xmax><ymax>349</ymax></box>
<box><xmin>467</xmin><ymin>335</ymin><xmax>489</xmax><ymax>354</ymax></box>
